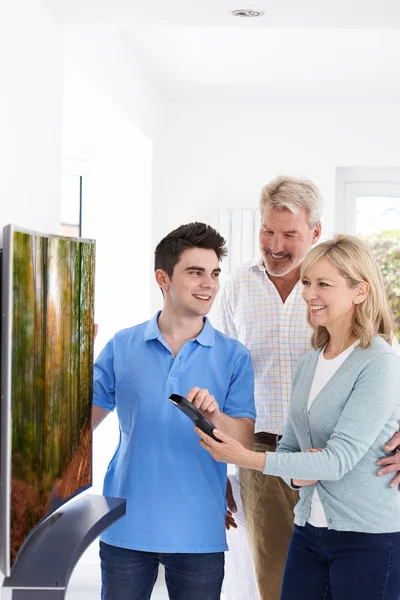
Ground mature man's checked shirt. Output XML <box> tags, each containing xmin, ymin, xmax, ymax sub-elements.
<box><xmin>217</xmin><ymin>258</ymin><xmax>312</xmax><ymax>435</ymax></box>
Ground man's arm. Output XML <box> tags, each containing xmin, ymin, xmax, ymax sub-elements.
<box><xmin>215</xmin><ymin>413</ymin><xmax>254</xmax><ymax>449</ymax></box>
<box><xmin>92</xmin><ymin>405</ymin><xmax>111</xmax><ymax>430</ymax></box>
<box><xmin>186</xmin><ymin>387</ymin><xmax>254</xmax><ymax>449</ymax></box>
<box><xmin>92</xmin><ymin>337</ymin><xmax>117</xmax><ymax>433</ymax></box>
<box><xmin>186</xmin><ymin>386</ymin><xmax>254</xmax><ymax>448</ymax></box>
<box><xmin>186</xmin><ymin>345</ymin><xmax>256</xmax><ymax>449</ymax></box>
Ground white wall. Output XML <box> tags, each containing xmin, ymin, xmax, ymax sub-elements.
<box><xmin>0</xmin><ymin>11</ymin><xmax>155</xmax><ymax>585</ymax></box>
<box><xmin>62</xmin><ymin>57</ymin><xmax>154</xmax><ymax>566</ymax></box>
<box><xmin>0</xmin><ymin>0</ymin><xmax>62</xmax><ymax>591</ymax></box>
<box><xmin>62</xmin><ymin>56</ymin><xmax>154</xmax><ymax>354</ymax></box>
<box><xmin>151</xmin><ymin>99</ymin><xmax>400</xmax><ymax>310</ymax></box>
<box><xmin>61</xmin><ymin>28</ymin><xmax>161</xmax><ymax>141</ymax></box>
<box><xmin>0</xmin><ymin>0</ymin><xmax>62</xmax><ymax>242</ymax></box>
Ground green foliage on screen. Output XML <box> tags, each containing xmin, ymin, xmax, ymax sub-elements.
<box><xmin>10</xmin><ymin>231</ymin><xmax>95</xmax><ymax>564</ymax></box>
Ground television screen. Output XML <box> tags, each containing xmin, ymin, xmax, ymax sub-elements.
<box><xmin>0</xmin><ymin>225</ymin><xmax>95</xmax><ymax>576</ymax></box>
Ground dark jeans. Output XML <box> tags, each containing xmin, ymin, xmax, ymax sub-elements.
<box><xmin>99</xmin><ymin>541</ymin><xmax>224</xmax><ymax>600</ymax></box>
<box><xmin>281</xmin><ymin>523</ymin><xmax>400</xmax><ymax>600</ymax></box>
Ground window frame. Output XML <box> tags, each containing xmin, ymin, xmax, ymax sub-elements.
<box><xmin>335</xmin><ymin>167</ymin><xmax>400</xmax><ymax>234</ymax></box>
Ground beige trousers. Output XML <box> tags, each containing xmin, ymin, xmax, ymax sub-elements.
<box><xmin>240</xmin><ymin>441</ymin><xmax>299</xmax><ymax>600</ymax></box>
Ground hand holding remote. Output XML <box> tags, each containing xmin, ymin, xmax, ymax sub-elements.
<box><xmin>185</xmin><ymin>387</ymin><xmax>222</xmax><ymax>428</ymax></box>
<box><xmin>169</xmin><ymin>392</ymin><xmax>221</xmax><ymax>442</ymax></box>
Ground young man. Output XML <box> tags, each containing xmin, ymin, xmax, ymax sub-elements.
<box><xmin>93</xmin><ymin>222</ymin><xmax>256</xmax><ymax>600</ymax></box>
<box><xmin>219</xmin><ymin>175</ymin><xmax>400</xmax><ymax>600</ymax></box>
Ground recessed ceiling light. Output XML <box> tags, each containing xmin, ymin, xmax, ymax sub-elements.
<box><xmin>231</xmin><ymin>9</ymin><xmax>265</xmax><ymax>17</ymax></box>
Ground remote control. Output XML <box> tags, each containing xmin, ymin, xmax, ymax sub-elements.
<box><xmin>169</xmin><ymin>394</ymin><xmax>221</xmax><ymax>442</ymax></box>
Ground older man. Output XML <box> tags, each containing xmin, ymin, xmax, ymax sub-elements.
<box><xmin>219</xmin><ymin>175</ymin><xmax>400</xmax><ymax>600</ymax></box>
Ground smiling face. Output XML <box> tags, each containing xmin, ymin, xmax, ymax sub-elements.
<box><xmin>301</xmin><ymin>257</ymin><xmax>368</xmax><ymax>334</ymax></box>
<box><xmin>260</xmin><ymin>206</ymin><xmax>321</xmax><ymax>278</ymax></box>
<box><xmin>157</xmin><ymin>247</ymin><xmax>221</xmax><ymax>318</ymax></box>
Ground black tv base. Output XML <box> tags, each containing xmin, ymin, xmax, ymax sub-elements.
<box><xmin>1</xmin><ymin>494</ymin><xmax>126</xmax><ymax>599</ymax></box>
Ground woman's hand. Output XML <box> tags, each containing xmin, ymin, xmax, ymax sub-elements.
<box><xmin>292</xmin><ymin>448</ymin><xmax>323</xmax><ymax>487</ymax></box>
<box><xmin>194</xmin><ymin>427</ymin><xmax>265</xmax><ymax>471</ymax></box>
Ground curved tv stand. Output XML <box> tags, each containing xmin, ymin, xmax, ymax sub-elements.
<box><xmin>1</xmin><ymin>494</ymin><xmax>126</xmax><ymax>599</ymax></box>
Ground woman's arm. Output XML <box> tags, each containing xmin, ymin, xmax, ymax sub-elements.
<box><xmin>276</xmin><ymin>415</ymin><xmax>301</xmax><ymax>454</ymax></box>
<box><xmin>196</xmin><ymin>352</ymin><xmax>400</xmax><ymax>482</ymax></box>
<box><xmin>264</xmin><ymin>352</ymin><xmax>400</xmax><ymax>481</ymax></box>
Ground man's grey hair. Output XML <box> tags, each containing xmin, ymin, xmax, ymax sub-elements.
<box><xmin>260</xmin><ymin>175</ymin><xmax>323</xmax><ymax>228</ymax></box>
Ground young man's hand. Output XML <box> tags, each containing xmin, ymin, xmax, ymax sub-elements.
<box><xmin>226</xmin><ymin>509</ymin><xmax>238</xmax><ymax>531</ymax></box>
<box><xmin>376</xmin><ymin>431</ymin><xmax>400</xmax><ymax>488</ymax></box>
<box><xmin>225</xmin><ymin>479</ymin><xmax>238</xmax><ymax>530</ymax></box>
<box><xmin>186</xmin><ymin>387</ymin><xmax>222</xmax><ymax>427</ymax></box>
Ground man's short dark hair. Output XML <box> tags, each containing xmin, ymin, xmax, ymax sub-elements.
<box><xmin>154</xmin><ymin>222</ymin><xmax>227</xmax><ymax>277</ymax></box>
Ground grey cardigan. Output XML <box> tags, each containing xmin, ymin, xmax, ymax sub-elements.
<box><xmin>264</xmin><ymin>336</ymin><xmax>400</xmax><ymax>533</ymax></box>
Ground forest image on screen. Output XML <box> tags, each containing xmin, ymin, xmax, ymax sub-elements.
<box><xmin>10</xmin><ymin>231</ymin><xmax>95</xmax><ymax>565</ymax></box>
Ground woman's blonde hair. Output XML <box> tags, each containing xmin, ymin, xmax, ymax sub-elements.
<box><xmin>300</xmin><ymin>234</ymin><xmax>394</xmax><ymax>349</ymax></box>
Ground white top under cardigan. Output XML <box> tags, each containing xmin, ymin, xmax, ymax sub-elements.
<box><xmin>307</xmin><ymin>340</ymin><xmax>359</xmax><ymax>527</ymax></box>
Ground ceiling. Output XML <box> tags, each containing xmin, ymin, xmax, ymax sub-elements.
<box><xmin>122</xmin><ymin>28</ymin><xmax>400</xmax><ymax>101</ymax></box>
<box><xmin>43</xmin><ymin>0</ymin><xmax>400</xmax><ymax>101</ymax></box>
<box><xmin>42</xmin><ymin>0</ymin><xmax>400</xmax><ymax>28</ymax></box>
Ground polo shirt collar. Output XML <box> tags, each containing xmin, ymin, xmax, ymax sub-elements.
<box><xmin>144</xmin><ymin>311</ymin><xmax>162</xmax><ymax>341</ymax></box>
<box><xmin>195</xmin><ymin>316</ymin><xmax>215</xmax><ymax>347</ymax></box>
<box><xmin>144</xmin><ymin>311</ymin><xmax>215</xmax><ymax>347</ymax></box>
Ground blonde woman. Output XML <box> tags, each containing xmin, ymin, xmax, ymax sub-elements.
<box><xmin>197</xmin><ymin>234</ymin><xmax>400</xmax><ymax>600</ymax></box>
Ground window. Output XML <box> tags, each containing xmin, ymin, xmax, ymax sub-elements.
<box><xmin>208</xmin><ymin>209</ymin><xmax>260</xmax><ymax>277</ymax></box>
<box><xmin>207</xmin><ymin>209</ymin><xmax>260</xmax><ymax>324</ymax></box>
<box><xmin>336</xmin><ymin>168</ymin><xmax>400</xmax><ymax>339</ymax></box>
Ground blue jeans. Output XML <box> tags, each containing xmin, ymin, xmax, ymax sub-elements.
<box><xmin>281</xmin><ymin>523</ymin><xmax>400</xmax><ymax>600</ymax></box>
<box><xmin>99</xmin><ymin>541</ymin><xmax>224</xmax><ymax>600</ymax></box>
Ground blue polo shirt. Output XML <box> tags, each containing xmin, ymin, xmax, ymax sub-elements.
<box><xmin>93</xmin><ymin>312</ymin><xmax>255</xmax><ymax>553</ymax></box>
